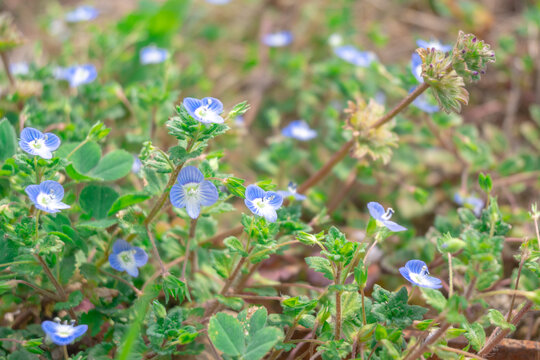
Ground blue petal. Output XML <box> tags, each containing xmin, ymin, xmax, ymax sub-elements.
<box><xmin>50</xmin><ymin>333</ymin><xmax>75</xmax><ymax>346</ymax></box>
<box><xmin>367</xmin><ymin>202</ymin><xmax>385</xmax><ymax>220</ymax></box>
<box><xmin>245</xmin><ymin>199</ymin><xmax>263</xmax><ymax>217</ymax></box>
<box><xmin>177</xmin><ymin>166</ymin><xmax>204</xmax><ymax>186</ymax></box>
<box><xmin>108</xmin><ymin>253</ymin><xmax>124</xmax><ymax>272</ymax></box>
<box><xmin>41</xmin><ymin>321</ymin><xmax>58</xmax><ymax>336</ymax></box>
<box><xmin>170</xmin><ymin>183</ymin><xmax>186</xmax><ymax>208</ymax></box>
<box><xmin>125</xmin><ymin>264</ymin><xmax>139</xmax><ymax>277</ymax></box>
<box><xmin>411</xmin><ymin>88</ymin><xmax>439</xmax><ymax>113</ymax></box>
<box><xmin>140</xmin><ymin>46</ymin><xmax>168</xmax><ymax>65</ymax></box>
<box><xmin>65</xmin><ymin>64</ymin><xmax>97</xmax><ymax>87</ymax></box>
<box><xmin>201</xmin><ymin>97</ymin><xmax>223</xmax><ymax>114</ymax></box>
<box><xmin>405</xmin><ymin>260</ymin><xmax>427</xmax><ymax>275</ymax></box>
<box><xmin>281</xmin><ymin>120</ymin><xmax>317</xmax><ymax>141</ymax></box>
<box><xmin>262</xmin><ymin>31</ymin><xmax>293</xmax><ymax>47</ymax></box>
<box><xmin>40</xmin><ymin>180</ymin><xmax>64</xmax><ymax>201</ymax></box>
<box><xmin>199</xmin><ymin>180</ymin><xmax>219</xmax><ymax>206</ymax></box>
<box><xmin>183</xmin><ymin>97</ymin><xmax>202</xmax><ymax>117</ymax></box>
<box><xmin>264</xmin><ymin>191</ymin><xmax>283</xmax><ymax>209</ymax></box>
<box><xmin>384</xmin><ymin>220</ymin><xmax>407</xmax><ymax>232</ymax></box>
<box><xmin>422</xmin><ymin>276</ymin><xmax>443</xmax><ymax>289</ymax></box>
<box><xmin>44</xmin><ymin>133</ymin><xmax>61</xmax><ymax>151</ymax></box>
<box><xmin>20</xmin><ymin>127</ymin><xmax>43</xmax><ymax>143</ymax></box>
<box><xmin>453</xmin><ymin>192</ymin><xmax>464</xmax><ymax>205</ymax></box>
<box><xmin>19</xmin><ymin>139</ymin><xmax>38</xmax><ymax>156</ymax></box>
<box><xmin>66</xmin><ymin>5</ymin><xmax>99</xmax><ymax>22</ymax></box>
<box><xmin>112</xmin><ymin>239</ymin><xmax>132</xmax><ymax>254</ymax></box>
<box><xmin>25</xmin><ymin>185</ymin><xmax>40</xmax><ymax>203</ymax></box>
<box><xmin>399</xmin><ymin>267</ymin><xmax>412</xmax><ymax>283</ymax></box>
<box><xmin>133</xmin><ymin>247</ymin><xmax>148</xmax><ymax>267</ymax></box>
<box><xmin>411</xmin><ymin>53</ymin><xmax>423</xmax><ymax>83</ymax></box>
<box><xmin>261</xmin><ymin>207</ymin><xmax>278</xmax><ymax>222</ymax></box>
<box><xmin>416</xmin><ymin>39</ymin><xmax>430</xmax><ymax>48</ymax></box>
<box><xmin>185</xmin><ymin>198</ymin><xmax>201</xmax><ymax>219</ymax></box>
<box><xmin>72</xmin><ymin>324</ymin><xmax>88</xmax><ymax>339</ymax></box>
<box><xmin>245</xmin><ymin>184</ymin><xmax>265</xmax><ymax>201</ymax></box>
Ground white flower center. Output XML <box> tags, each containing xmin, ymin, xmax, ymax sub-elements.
<box><xmin>144</xmin><ymin>50</ymin><xmax>163</xmax><ymax>63</ymax></box>
<box><xmin>381</xmin><ymin>208</ymin><xmax>394</xmax><ymax>221</ymax></box>
<box><xmin>37</xmin><ymin>192</ymin><xmax>55</xmax><ymax>207</ymax></box>
<box><xmin>254</xmin><ymin>198</ymin><xmax>266</xmax><ymax>209</ymax></box>
<box><xmin>184</xmin><ymin>183</ymin><xmax>200</xmax><ymax>199</ymax></box>
<box><xmin>30</xmin><ymin>138</ymin><xmax>46</xmax><ymax>150</ymax></box>
<box><xmin>72</xmin><ymin>68</ymin><xmax>90</xmax><ymax>85</ymax></box>
<box><xmin>56</xmin><ymin>324</ymin><xmax>75</xmax><ymax>338</ymax></box>
<box><xmin>291</xmin><ymin>126</ymin><xmax>313</xmax><ymax>139</ymax></box>
<box><xmin>409</xmin><ymin>266</ymin><xmax>430</xmax><ymax>285</ymax></box>
<box><xmin>118</xmin><ymin>249</ymin><xmax>136</xmax><ymax>269</ymax></box>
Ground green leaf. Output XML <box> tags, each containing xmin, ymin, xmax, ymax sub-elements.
<box><xmin>78</xmin><ymin>218</ymin><xmax>117</xmax><ymax>229</ymax></box>
<box><xmin>464</xmin><ymin>322</ymin><xmax>486</xmax><ymax>351</ymax></box>
<box><xmin>305</xmin><ymin>256</ymin><xmax>334</xmax><ymax>280</ymax></box>
<box><xmin>420</xmin><ymin>288</ymin><xmax>447</xmax><ymax>312</ymax></box>
<box><xmin>244</xmin><ymin>327</ymin><xmax>283</xmax><ymax>360</ymax></box>
<box><xmin>224</xmin><ymin>236</ymin><xmax>248</xmax><ymax>256</ymax></box>
<box><xmin>54</xmin><ymin>290</ymin><xmax>83</xmax><ymax>310</ymax></box>
<box><xmin>0</xmin><ymin>118</ymin><xmax>16</xmax><ymax>162</ymax></box>
<box><xmin>90</xmin><ymin>149</ymin><xmax>133</xmax><ymax>181</ymax></box>
<box><xmin>486</xmin><ymin>309</ymin><xmax>515</xmax><ymax>331</ymax></box>
<box><xmin>216</xmin><ymin>295</ymin><xmax>244</xmax><ymax>311</ymax></box>
<box><xmin>67</xmin><ymin>141</ymin><xmax>101</xmax><ymax>174</ymax></box>
<box><xmin>478</xmin><ymin>172</ymin><xmax>492</xmax><ymax>193</ymax></box>
<box><xmin>79</xmin><ymin>185</ymin><xmax>119</xmax><ymax>219</ymax></box>
<box><xmin>371</xmin><ymin>285</ymin><xmax>428</xmax><ymax>329</ymax></box>
<box><xmin>208</xmin><ymin>313</ymin><xmax>246</xmax><ymax>356</ymax></box>
<box><xmin>108</xmin><ymin>193</ymin><xmax>151</xmax><ymax>215</ymax></box>
<box><xmin>248</xmin><ymin>307</ymin><xmax>268</xmax><ymax>338</ymax></box>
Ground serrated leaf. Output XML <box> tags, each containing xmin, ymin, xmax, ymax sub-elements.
<box><xmin>305</xmin><ymin>256</ymin><xmax>334</xmax><ymax>280</ymax></box>
<box><xmin>464</xmin><ymin>322</ymin><xmax>486</xmax><ymax>351</ymax></box>
<box><xmin>420</xmin><ymin>288</ymin><xmax>447</xmax><ymax>312</ymax></box>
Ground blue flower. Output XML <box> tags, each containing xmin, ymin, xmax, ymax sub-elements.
<box><xmin>245</xmin><ymin>184</ymin><xmax>283</xmax><ymax>222</ymax></box>
<box><xmin>262</xmin><ymin>31</ymin><xmax>293</xmax><ymax>47</ymax></box>
<box><xmin>334</xmin><ymin>45</ymin><xmax>377</xmax><ymax>67</ymax></box>
<box><xmin>42</xmin><ymin>319</ymin><xmax>88</xmax><ymax>346</ymax></box>
<box><xmin>281</xmin><ymin>120</ymin><xmax>317</xmax><ymax>141</ymax></box>
<box><xmin>454</xmin><ymin>193</ymin><xmax>484</xmax><ymax>217</ymax></box>
<box><xmin>170</xmin><ymin>166</ymin><xmax>219</xmax><ymax>219</ymax></box>
<box><xmin>416</xmin><ymin>38</ymin><xmax>452</xmax><ymax>52</ymax></box>
<box><xmin>140</xmin><ymin>46</ymin><xmax>169</xmax><ymax>65</ymax></box>
<box><xmin>10</xmin><ymin>62</ymin><xmax>29</xmax><ymax>76</ymax></box>
<box><xmin>183</xmin><ymin>97</ymin><xmax>224</xmax><ymax>124</ymax></box>
<box><xmin>278</xmin><ymin>182</ymin><xmax>306</xmax><ymax>201</ymax></box>
<box><xmin>65</xmin><ymin>5</ymin><xmax>99</xmax><ymax>23</ymax></box>
<box><xmin>55</xmin><ymin>65</ymin><xmax>97</xmax><ymax>88</ymax></box>
<box><xmin>131</xmin><ymin>156</ymin><xmax>142</xmax><ymax>174</ymax></box>
<box><xmin>399</xmin><ymin>260</ymin><xmax>442</xmax><ymax>289</ymax></box>
<box><xmin>411</xmin><ymin>53</ymin><xmax>423</xmax><ymax>83</ymax></box>
<box><xmin>25</xmin><ymin>181</ymin><xmax>70</xmax><ymax>214</ymax></box>
<box><xmin>19</xmin><ymin>127</ymin><xmax>61</xmax><ymax>159</ymax></box>
<box><xmin>206</xmin><ymin>0</ymin><xmax>231</xmax><ymax>4</ymax></box>
<box><xmin>410</xmin><ymin>87</ymin><xmax>439</xmax><ymax>113</ymax></box>
<box><xmin>367</xmin><ymin>201</ymin><xmax>407</xmax><ymax>232</ymax></box>
<box><xmin>108</xmin><ymin>239</ymin><xmax>148</xmax><ymax>277</ymax></box>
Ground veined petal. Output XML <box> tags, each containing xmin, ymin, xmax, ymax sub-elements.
<box><xmin>201</xmin><ymin>97</ymin><xmax>223</xmax><ymax>114</ymax></box>
<box><xmin>25</xmin><ymin>185</ymin><xmax>41</xmax><ymax>203</ymax></box>
<box><xmin>185</xmin><ymin>197</ymin><xmax>201</xmax><ymax>219</ymax></box>
<box><xmin>112</xmin><ymin>239</ymin><xmax>131</xmax><ymax>254</ymax></box>
<box><xmin>133</xmin><ymin>247</ymin><xmax>148</xmax><ymax>267</ymax></box>
<box><xmin>50</xmin><ymin>333</ymin><xmax>74</xmax><ymax>346</ymax></box>
<box><xmin>20</xmin><ymin>127</ymin><xmax>42</xmax><ymax>142</ymax></box>
<box><xmin>170</xmin><ymin>183</ymin><xmax>186</xmax><ymax>208</ymax></box>
<box><xmin>245</xmin><ymin>184</ymin><xmax>265</xmax><ymax>201</ymax></box>
<box><xmin>43</xmin><ymin>133</ymin><xmax>61</xmax><ymax>151</ymax></box>
<box><xmin>199</xmin><ymin>111</ymin><xmax>224</xmax><ymax>124</ymax></box>
<box><xmin>71</xmin><ymin>325</ymin><xmax>88</xmax><ymax>338</ymax></box>
<box><xmin>264</xmin><ymin>191</ymin><xmax>283</xmax><ymax>209</ymax></box>
<box><xmin>19</xmin><ymin>139</ymin><xmax>39</xmax><ymax>156</ymax></box>
<box><xmin>384</xmin><ymin>220</ymin><xmax>407</xmax><ymax>232</ymax></box>
<box><xmin>260</xmin><ymin>206</ymin><xmax>278</xmax><ymax>223</ymax></box>
<box><xmin>41</xmin><ymin>321</ymin><xmax>58</xmax><ymax>335</ymax></box>
<box><xmin>177</xmin><ymin>166</ymin><xmax>204</xmax><ymax>185</ymax></box>
<box><xmin>108</xmin><ymin>253</ymin><xmax>124</xmax><ymax>272</ymax></box>
<box><xmin>40</xmin><ymin>180</ymin><xmax>64</xmax><ymax>201</ymax></box>
<box><xmin>199</xmin><ymin>180</ymin><xmax>219</xmax><ymax>206</ymax></box>
<box><xmin>367</xmin><ymin>202</ymin><xmax>385</xmax><ymax>220</ymax></box>
<box><xmin>421</xmin><ymin>276</ymin><xmax>442</xmax><ymax>289</ymax></box>
<box><xmin>124</xmin><ymin>263</ymin><xmax>140</xmax><ymax>277</ymax></box>
<box><xmin>245</xmin><ymin>199</ymin><xmax>263</xmax><ymax>217</ymax></box>
<box><xmin>398</xmin><ymin>267</ymin><xmax>412</xmax><ymax>283</ymax></box>
<box><xmin>183</xmin><ymin>97</ymin><xmax>202</xmax><ymax>117</ymax></box>
<box><xmin>51</xmin><ymin>201</ymin><xmax>71</xmax><ymax>211</ymax></box>
<box><xmin>405</xmin><ymin>260</ymin><xmax>427</xmax><ymax>274</ymax></box>
<box><xmin>35</xmin><ymin>147</ymin><xmax>53</xmax><ymax>160</ymax></box>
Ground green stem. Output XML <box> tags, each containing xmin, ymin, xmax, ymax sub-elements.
<box><xmin>66</xmin><ymin>139</ymin><xmax>88</xmax><ymax>160</ymax></box>
<box><xmin>360</xmin><ymin>287</ymin><xmax>367</xmax><ymax>325</ymax></box>
<box><xmin>181</xmin><ymin>218</ymin><xmax>198</xmax><ymax>281</ymax></box>
<box><xmin>335</xmin><ymin>264</ymin><xmax>343</xmax><ymax>340</ymax></box>
<box><xmin>448</xmin><ymin>254</ymin><xmax>453</xmax><ymax>298</ymax></box>
<box><xmin>145</xmin><ymin>225</ymin><xmax>168</xmax><ymax>278</ymax></box>
<box><xmin>507</xmin><ymin>249</ymin><xmax>527</xmax><ymax>321</ymax></box>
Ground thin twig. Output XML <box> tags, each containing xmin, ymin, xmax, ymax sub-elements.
<box><xmin>99</xmin><ymin>269</ymin><xmax>142</xmax><ymax>296</ymax></box>
<box><xmin>181</xmin><ymin>218</ymin><xmax>198</xmax><ymax>281</ymax></box>
<box><xmin>438</xmin><ymin>345</ymin><xmax>487</xmax><ymax>360</ymax></box>
<box><xmin>145</xmin><ymin>226</ymin><xmax>169</xmax><ymax>278</ymax></box>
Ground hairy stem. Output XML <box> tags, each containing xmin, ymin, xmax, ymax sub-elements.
<box><xmin>145</xmin><ymin>226</ymin><xmax>168</xmax><ymax>278</ymax></box>
<box><xmin>438</xmin><ymin>345</ymin><xmax>486</xmax><ymax>360</ymax></box>
<box><xmin>181</xmin><ymin>218</ymin><xmax>198</xmax><ymax>281</ymax></box>
<box><xmin>335</xmin><ymin>264</ymin><xmax>343</xmax><ymax>340</ymax></box>
<box><xmin>9</xmin><ymin>280</ymin><xmax>60</xmax><ymax>300</ymax></box>
<box><xmin>506</xmin><ymin>249</ymin><xmax>527</xmax><ymax>322</ymax></box>
<box><xmin>99</xmin><ymin>269</ymin><xmax>142</xmax><ymax>296</ymax></box>
<box><xmin>403</xmin><ymin>322</ymin><xmax>450</xmax><ymax>360</ymax></box>
<box><xmin>448</xmin><ymin>254</ymin><xmax>453</xmax><ymax>298</ymax></box>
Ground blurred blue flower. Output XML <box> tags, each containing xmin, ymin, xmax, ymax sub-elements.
<box><xmin>262</xmin><ymin>31</ymin><xmax>293</xmax><ymax>47</ymax></box>
<box><xmin>245</xmin><ymin>184</ymin><xmax>283</xmax><ymax>222</ymax></box>
<box><xmin>281</xmin><ymin>120</ymin><xmax>317</xmax><ymax>141</ymax></box>
<box><xmin>140</xmin><ymin>46</ymin><xmax>169</xmax><ymax>65</ymax></box>
<box><xmin>367</xmin><ymin>201</ymin><xmax>407</xmax><ymax>232</ymax></box>
<box><xmin>10</xmin><ymin>62</ymin><xmax>29</xmax><ymax>75</ymax></box>
<box><xmin>411</xmin><ymin>87</ymin><xmax>439</xmax><ymax>113</ymax></box>
<box><xmin>42</xmin><ymin>319</ymin><xmax>87</xmax><ymax>346</ymax></box>
<box><xmin>411</xmin><ymin>53</ymin><xmax>423</xmax><ymax>83</ymax></box>
<box><xmin>183</xmin><ymin>97</ymin><xmax>224</xmax><ymax>124</ymax></box>
<box><xmin>25</xmin><ymin>181</ymin><xmax>70</xmax><ymax>214</ymax></box>
<box><xmin>234</xmin><ymin>115</ymin><xmax>245</xmax><ymax>126</ymax></box>
<box><xmin>57</xmin><ymin>64</ymin><xmax>97</xmax><ymax>88</ymax></box>
<box><xmin>334</xmin><ymin>45</ymin><xmax>376</xmax><ymax>67</ymax></box>
<box><xmin>328</xmin><ymin>33</ymin><xmax>343</xmax><ymax>47</ymax></box>
<box><xmin>278</xmin><ymin>182</ymin><xmax>306</xmax><ymax>201</ymax></box>
<box><xmin>131</xmin><ymin>156</ymin><xmax>142</xmax><ymax>174</ymax></box>
<box><xmin>416</xmin><ymin>38</ymin><xmax>452</xmax><ymax>52</ymax></box>
<box><xmin>108</xmin><ymin>239</ymin><xmax>148</xmax><ymax>277</ymax></box>
<box><xmin>170</xmin><ymin>166</ymin><xmax>219</xmax><ymax>219</ymax></box>
<box><xmin>206</xmin><ymin>0</ymin><xmax>231</xmax><ymax>4</ymax></box>
<box><xmin>65</xmin><ymin>5</ymin><xmax>99</xmax><ymax>23</ymax></box>
<box><xmin>454</xmin><ymin>193</ymin><xmax>484</xmax><ymax>217</ymax></box>
<box><xmin>399</xmin><ymin>260</ymin><xmax>442</xmax><ymax>289</ymax></box>
<box><xmin>19</xmin><ymin>127</ymin><xmax>61</xmax><ymax>159</ymax></box>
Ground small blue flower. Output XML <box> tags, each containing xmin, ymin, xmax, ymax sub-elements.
<box><xmin>61</xmin><ymin>64</ymin><xmax>97</xmax><ymax>88</ymax></box>
<box><xmin>278</xmin><ymin>182</ymin><xmax>306</xmax><ymax>201</ymax></box>
<box><xmin>416</xmin><ymin>39</ymin><xmax>452</xmax><ymax>52</ymax></box>
<box><xmin>206</xmin><ymin>0</ymin><xmax>231</xmax><ymax>4</ymax></box>
<box><xmin>140</xmin><ymin>46</ymin><xmax>169</xmax><ymax>65</ymax></box>
<box><xmin>19</xmin><ymin>127</ymin><xmax>61</xmax><ymax>160</ymax></box>
<box><xmin>108</xmin><ymin>239</ymin><xmax>148</xmax><ymax>277</ymax></box>
<box><xmin>454</xmin><ymin>193</ymin><xmax>484</xmax><ymax>217</ymax></box>
<box><xmin>170</xmin><ymin>166</ymin><xmax>219</xmax><ymax>219</ymax></box>
<box><xmin>42</xmin><ymin>319</ymin><xmax>88</xmax><ymax>346</ymax></box>
<box><xmin>410</xmin><ymin>87</ymin><xmax>439</xmax><ymax>113</ymax></box>
<box><xmin>183</xmin><ymin>97</ymin><xmax>224</xmax><ymax>124</ymax></box>
<box><xmin>281</xmin><ymin>120</ymin><xmax>317</xmax><ymax>141</ymax></box>
<box><xmin>399</xmin><ymin>260</ymin><xmax>442</xmax><ymax>289</ymax></box>
<box><xmin>245</xmin><ymin>184</ymin><xmax>283</xmax><ymax>223</ymax></box>
<box><xmin>367</xmin><ymin>201</ymin><xmax>407</xmax><ymax>232</ymax></box>
<box><xmin>65</xmin><ymin>5</ymin><xmax>99</xmax><ymax>23</ymax></box>
<box><xmin>25</xmin><ymin>181</ymin><xmax>70</xmax><ymax>214</ymax></box>
<box><xmin>10</xmin><ymin>62</ymin><xmax>29</xmax><ymax>76</ymax></box>
<box><xmin>131</xmin><ymin>156</ymin><xmax>142</xmax><ymax>174</ymax></box>
<box><xmin>411</xmin><ymin>53</ymin><xmax>423</xmax><ymax>83</ymax></box>
<box><xmin>334</xmin><ymin>45</ymin><xmax>377</xmax><ymax>67</ymax></box>
<box><xmin>262</xmin><ymin>31</ymin><xmax>293</xmax><ymax>47</ymax></box>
